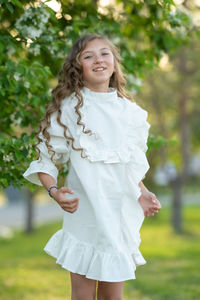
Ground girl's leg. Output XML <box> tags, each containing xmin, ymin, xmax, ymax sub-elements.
<box><xmin>97</xmin><ymin>281</ymin><xmax>125</xmax><ymax>300</ymax></box>
<box><xmin>70</xmin><ymin>272</ymin><xmax>97</xmax><ymax>300</ymax></box>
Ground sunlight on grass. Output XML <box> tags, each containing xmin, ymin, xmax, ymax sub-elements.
<box><xmin>0</xmin><ymin>206</ymin><xmax>199</xmax><ymax>300</ymax></box>
<box><xmin>124</xmin><ymin>206</ymin><xmax>200</xmax><ymax>300</ymax></box>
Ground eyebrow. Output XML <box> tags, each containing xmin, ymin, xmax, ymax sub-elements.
<box><xmin>81</xmin><ymin>47</ymin><xmax>110</xmax><ymax>55</ymax></box>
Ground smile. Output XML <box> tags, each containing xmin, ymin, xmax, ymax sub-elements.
<box><xmin>93</xmin><ymin>67</ymin><xmax>106</xmax><ymax>72</ymax></box>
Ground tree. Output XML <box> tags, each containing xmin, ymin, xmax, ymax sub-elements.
<box><xmin>136</xmin><ymin>32</ymin><xmax>200</xmax><ymax>233</ymax></box>
<box><xmin>0</xmin><ymin>0</ymin><xmax>195</xmax><ymax>231</ymax></box>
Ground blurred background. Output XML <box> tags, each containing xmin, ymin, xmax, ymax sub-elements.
<box><xmin>0</xmin><ymin>0</ymin><xmax>200</xmax><ymax>299</ymax></box>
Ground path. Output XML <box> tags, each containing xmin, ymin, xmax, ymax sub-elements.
<box><xmin>0</xmin><ymin>200</ymin><xmax>63</xmax><ymax>237</ymax></box>
<box><xmin>0</xmin><ymin>193</ymin><xmax>199</xmax><ymax>237</ymax></box>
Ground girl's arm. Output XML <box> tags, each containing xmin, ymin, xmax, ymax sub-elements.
<box><xmin>38</xmin><ymin>172</ymin><xmax>79</xmax><ymax>213</ymax></box>
<box><xmin>138</xmin><ymin>181</ymin><xmax>149</xmax><ymax>193</ymax></box>
<box><xmin>138</xmin><ymin>181</ymin><xmax>161</xmax><ymax>218</ymax></box>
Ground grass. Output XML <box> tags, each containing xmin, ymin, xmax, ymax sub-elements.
<box><xmin>125</xmin><ymin>206</ymin><xmax>200</xmax><ymax>300</ymax></box>
<box><xmin>0</xmin><ymin>205</ymin><xmax>200</xmax><ymax>300</ymax></box>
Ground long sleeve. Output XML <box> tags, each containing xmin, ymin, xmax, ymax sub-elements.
<box><xmin>23</xmin><ymin>111</ymin><xmax>71</xmax><ymax>186</ymax></box>
<box><xmin>129</xmin><ymin>103</ymin><xmax>150</xmax><ymax>154</ymax></box>
<box><xmin>126</xmin><ymin>102</ymin><xmax>150</xmax><ymax>183</ymax></box>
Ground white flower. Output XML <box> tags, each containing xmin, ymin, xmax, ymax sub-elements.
<box><xmin>7</xmin><ymin>45</ymin><xmax>16</xmax><ymax>56</ymax></box>
<box><xmin>111</xmin><ymin>36</ymin><xmax>121</xmax><ymax>45</ymax></box>
<box><xmin>29</xmin><ymin>44</ymin><xmax>41</xmax><ymax>56</ymax></box>
<box><xmin>14</xmin><ymin>72</ymin><xmax>21</xmax><ymax>81</ymax></box>
<box><xmin>15</xmin><ymin>5</ymin><xmax>50</xmax><ymax>40</ymax></box>
<box><xmin>3</xmin><ymin>153</ymin><xmax>14</xmax><ymax>162</ymax></box>
<box><xmin>24</xmin><ymin>81</ymin><xmax>30</xmax><ymax>88</ymax></box>
<box><xmin>169</xmin><ymin>11</ymin><xmax>176</xmax><ymax>17</ymax></box>
<box><xmin>127</xmin><ymin>74</ymin><xmax>142</xmax><ymax>87</ymax></box>
<box><xmin>27</xmin><ymin>27</ymin><xmax>43</xmax><ymax>39</ymax></box>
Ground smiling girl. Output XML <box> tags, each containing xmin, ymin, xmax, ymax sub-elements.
<box><xmin>23</xmin><ymin>34</ymin><xmax>161</xmax><ymax>300</ymax></box>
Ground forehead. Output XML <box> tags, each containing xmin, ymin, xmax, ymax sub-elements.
<box><xmin>81</xmin><ymin>39</ymin><xmax>111</xmax><ymax>54</ymax></box>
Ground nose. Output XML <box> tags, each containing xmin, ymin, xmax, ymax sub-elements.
<box><xmin>94</xmin><ymin>54</ymin><xmax>103</xmax><ymax>63</ymax></box>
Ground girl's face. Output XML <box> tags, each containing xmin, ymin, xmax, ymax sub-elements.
<box><xmin>79</xmin><ymin>39</ymin><xmax>115</xmax><ymax>92</ymax></box>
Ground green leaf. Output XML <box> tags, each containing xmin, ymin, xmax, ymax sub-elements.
<box><xmin>10</xmin><ymin>0</ymin><xmax>23</xmax><ymax>9</ymax></box>
<box><xmin>21</xmin><ymin>148</ymin><xmax>29</xmax><ymax>157</ymax></box>
<box><xmin>22</xmin><ymin>133</ymin><xmax>29</xmax><ymax>143</ymax></box>
<box><xmin>5</xmin><ymin>2</ymin><xmax>14</xmax><ymax>13</ymax></box>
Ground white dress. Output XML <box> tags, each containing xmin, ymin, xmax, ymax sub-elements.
<box><xmin>23</xmin><ymin>86</ymin><xmax>150</xmax><ymax>282</ymax></box>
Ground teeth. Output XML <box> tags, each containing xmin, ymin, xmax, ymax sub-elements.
<box><xmin>94</xmin><ymin>67</ymin><xmax>105</xmax><ymax>71</ymax></box>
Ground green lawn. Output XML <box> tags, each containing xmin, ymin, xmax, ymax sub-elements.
<box><xmin>0</xmin><ymin>205</ymin><xmax>199</xmax><ymax>300</ymax></box>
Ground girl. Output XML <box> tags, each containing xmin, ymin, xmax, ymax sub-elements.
<box><xmin>23</xmin><ymin>33</ymin><xmax>161</xmax><ymax>300</ymax></box>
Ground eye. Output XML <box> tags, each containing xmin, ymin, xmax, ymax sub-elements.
<box><xmin>84</xmin><ymin>55</ymin><xmax>92</xmax><ymax>59</ymax></box>
<box><xmin>102</xmin><ymin>52</ymin><xmax>109</xmax><ymax>56</ymax></box>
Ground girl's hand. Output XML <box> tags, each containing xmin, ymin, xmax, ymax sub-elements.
<box><xmin>138</xmin><ymin>189</ymin><xmax>161</xmax><ymax>218</ymax></box>
<box><xmin>51</xmin><ymin>187</ymin><xmax>79</xmax><ymax>213</ymax></box>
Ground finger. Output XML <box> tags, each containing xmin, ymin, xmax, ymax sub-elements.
<box><xmin>150</xmin><ymin>194</ymin><xmax>158</xmax><ymax>204</ymax></box>
<box><xmin>64</xmin><ymin>205</ymin><xmax>79</xmax><ymax>213</ymax></box>
<box><xmin>66</xmin><ymin>197</ymin><xmax>80</xmax><ymax>203</ymax></box>
<box><xmin>64</xmin><ymin>197</ymin><xmax>79</xmax><ymax>206</ymax></box>
<box><xmin>60</xmin><ymin>187</ymin><xmax>74</xmax><ymax>194</ymax></box>
<box><xmin>60</xmin><ymin>196</ymin><xmax>79</xmax><ymax>202</ymax></box>
<box><xmin>150</xmin><ymin>193</ymin><xmax>156</xmax><ymax>199</ymax></box>
<box><xmin>155</xmin><ymin>206</ymin><xmax>161</xmax><ymax>212</ymax></box>
<box><xmin>64</xmin><ymin>208</ymin><xmax>75</xmax><ymax>213</ymax></box>
<box><xmin>152</xmin><ymin>205</ymin><xmax>160</xmax><ymax>211</ymax></box>
<box><xmin>61</xmin><ymin>198</ymin><xmax>79</xmax><ymax>208</ymax></box>
<box><xmin>148</xmin><ymin>209</ymin><xmax>155</xmax><ymax>216</ymax></box>
<box><xmin>64</xmin><ymin>203</ymin><xmax>78</xmax><ymax>211</ymax></box>
<box><xmin>65</xmin><ymin>199</ymin><xmax>79</xmax><ymax>208</ymax></box>
<box><xmin>152</xmin><ymin>201</ymin><xmax>161</xmax><ymax>208</ymax></box>
<box><xmin>148</xmin><ymin>207</ymin><xmax>157</xmax><ymax>215</ymax></box>
<box><xmin>153</xmin><ymin>203</ymin><xmax>161</xmax><ymax>210</ymax></box>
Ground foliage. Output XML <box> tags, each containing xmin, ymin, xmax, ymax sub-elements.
<box><xmin>147</xmin><ymin>133</ymin><xmax>177</xmax><ymax>152</ymax></box>
<box><xmin>136</xmin><ymin>32</ymin><xmax>200</xmax><ymax>180</ymax></box>
<box><xmin>0</xmin><ymin>0</ymin><xmax>195</xmax><ymax>188</ymax></box>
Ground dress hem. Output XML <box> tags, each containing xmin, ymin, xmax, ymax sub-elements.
<box><xmin>45</xmin><ymin>248</ymin><xmax>144</xmax><ymax>282</ymax></box>
<box><xmin>44</xmin><ymin>229</ymin><xmax>146</xmax><ymax>282</ymax></box>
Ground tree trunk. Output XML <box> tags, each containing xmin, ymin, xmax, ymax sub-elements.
<box><xmin>170</xmin><ymin>47</ymin><xmax>190</xmax><ymax>234</ymax></box>
<box><xmin>170</xmin><ymin>177</ymin><xmax>183</xmax><ymax>233</ymax></box>
<box><xmin>149</xmin><ymin>77</ymin><xmax>168</xmax><ymax>165</ymax></box>
<box><xmin>25</xmin><ymin>190</ymin><xmax>34</xmax><ymax>234</ymax></box>
<box><xmin>179</xmin><ymin>91</ymin><xmax>190</xmax><ymax>180</ymax></box>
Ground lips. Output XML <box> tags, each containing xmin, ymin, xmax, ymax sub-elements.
<box><xmin>93</xmin><ymin>67</ymin><xmax>106</xmax><ymax>72</ymax></box>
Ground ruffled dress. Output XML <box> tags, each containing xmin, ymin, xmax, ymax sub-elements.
<box><xmin>23</xmin><ymin>86</ymin><xmax>150</xmax><ymax>282</ymax></box>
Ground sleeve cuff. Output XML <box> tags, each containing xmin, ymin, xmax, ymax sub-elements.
<box><xmin>23</xmin><ymin>160</ymin><xmax>58</xmax><ymax>186</ymax></box>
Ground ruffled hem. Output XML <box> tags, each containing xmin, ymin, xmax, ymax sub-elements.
<box><xmin>44</xmin><ymin>229</ymin><xmax>146</xmax><ymax>282</ymax></box>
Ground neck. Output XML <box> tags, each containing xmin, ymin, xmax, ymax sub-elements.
<box><xmin>83</xmin><ymin>82</ymin><xmax>109</xmax><ymax>93</ymax></box>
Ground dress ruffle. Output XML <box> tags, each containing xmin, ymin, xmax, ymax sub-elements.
<box><xmin>63</xmin><ymin>93</ymin><xmax>150</xmax><ymax>166</ymax></box>
<box><xmin>79</xmin><ymin>100</ymin><xmax>149</xmax><ymax>164</ymax></box>
<box><xmin>44</xmin><ymin>229</ymin><xmax>146</xmax><ymax>282</ymax></box>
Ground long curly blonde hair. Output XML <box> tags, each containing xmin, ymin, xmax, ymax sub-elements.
<box><xmin>36</xmin><ymin>33</ymin><xmax>132</xmax><ymax>161</ymax></box>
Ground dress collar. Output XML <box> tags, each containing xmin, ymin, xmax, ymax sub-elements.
<box><xmin>81</xmin><ymin>86</ymin><xmax>118</xmax><ymax>101</ymax></box>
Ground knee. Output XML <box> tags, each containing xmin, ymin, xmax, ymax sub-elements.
<box><xmin>98</xmin><ymin>297</ymin><xmax>122</xmax><ymax>300</ymax></box>
<box><xmin>72</xmin><ymin>289</ymin><xmax>96</xmax><ymax>300</ymax></box>
<box><xmin>70</xmin><ymin>272</ymin><xmax>96</xmax><ymax>300</ymax></box>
